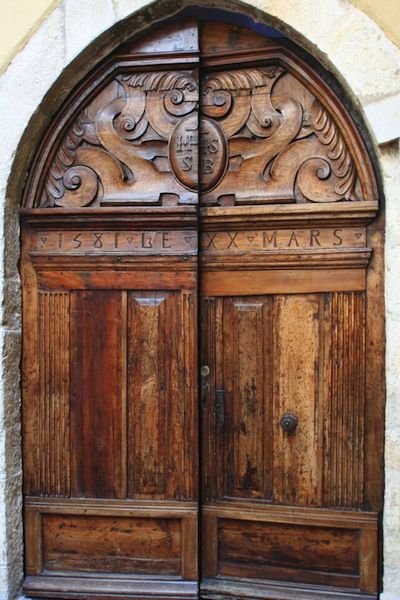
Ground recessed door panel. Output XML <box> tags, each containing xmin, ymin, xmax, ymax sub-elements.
<box><xmin>127</xmin><ymin>290</ymin><xmax>197</xmax><ymax>500</ymax></box>
<box><xmin>70</xmin><ymin>289</ymin><xmax>126</xmax><ymax>499</ymax></box>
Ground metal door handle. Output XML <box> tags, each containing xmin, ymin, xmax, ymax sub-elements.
<box><xmin>215</xmin><ymin>389</ymin><xmax>225</xmax><ymax>425</ymax></box>
<box><xmin>200</xmin><ymin>365</ymin><xmax>210</xmax><ymax>409</ymax></box>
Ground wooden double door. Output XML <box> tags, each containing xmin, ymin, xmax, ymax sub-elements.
<box><xmin>21</xmin><ymin>19</ymin><xmax>383</xmax><ymax>600</ymax></box>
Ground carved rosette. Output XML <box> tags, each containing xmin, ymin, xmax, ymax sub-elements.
<box><xmin>39</xmin><ymin>64</ymin><xmax>370</xmax><ymax>208</ymax></box>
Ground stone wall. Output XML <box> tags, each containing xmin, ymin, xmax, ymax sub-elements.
<box><xmin>0</xmin><ymin>1</ymin><xmax>399</xmax><ymax>598</ymax></box>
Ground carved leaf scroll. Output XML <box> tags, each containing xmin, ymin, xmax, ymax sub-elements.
<box><xmin>40</xmin><ymin>63</ymin><xmax>369</xmax><ymax>208</ymax></box>
<box><xmin>200</xmin><ymin>68</ymin><xmax>361</xmax><ymax>205</ymax></box>
<box><xmin>41</xmin><ymin>71</ymin><xmax>199</xmax><ymax>208</ymax></box>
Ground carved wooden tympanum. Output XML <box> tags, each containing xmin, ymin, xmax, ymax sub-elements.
<box><xmin>21</xmin><ymin>19</ymin><xmax>384</xmax><ymax>600</ymax></box>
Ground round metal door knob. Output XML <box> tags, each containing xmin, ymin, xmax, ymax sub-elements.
<box><xmin>280</xmin><ymin>412</ymin><xmax>299</xmax><ymax>433</ymax></box>
<box><xmin>200</xmin><ymin>365</ymin><xmax>210</xmax><ymax>377</ymax></box>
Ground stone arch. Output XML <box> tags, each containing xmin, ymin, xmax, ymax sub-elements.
<box><xmin>0</xmin><ymin>1</ymin><xmax>399</xmax><ymax>598</ymax></box>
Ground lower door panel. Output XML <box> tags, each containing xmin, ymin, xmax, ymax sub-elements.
<box><xmin>201</xmin><ymin>503</ymin><xmax>378</xmax><ymax>599</ymax></box>
<box><xmin>24</xmin><ymin>498</ymin><xmax>198</xmax><ymax>599</ymax></box>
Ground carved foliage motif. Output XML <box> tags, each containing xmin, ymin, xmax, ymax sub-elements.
<box><xmin>40</xmin><ymin>65</ymin><xmax>367</xmax><ymax>208</ymax></box>
<box><xmin>42</xmin><ymin>71</ymin><xmax>199</xmax><ymax>207</ymax></box>
<box><xmin>200</xmin><ymin>67</ymin><xmax>360</xmax><ymax>205</ymax></box>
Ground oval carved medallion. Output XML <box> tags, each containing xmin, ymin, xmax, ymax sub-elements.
<box><xmin>169</xmin><ymin>114</ymin><xmax>227</xmax><ymax>192</ymax></box>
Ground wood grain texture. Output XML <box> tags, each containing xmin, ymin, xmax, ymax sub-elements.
<box><xmin>42</xmin><ymin>514</ymin><xmax>181</xmax><ymax>575</ymax></box>
<box><xmin>20</xmin><ymin>18</ymin><xmax>383</xmax><ymax>600</ymax></box>
<box><xmin>323</xmin><ymin>292</ymin><xmax>366</xmax><ymax>508</ymax></box>
<box><xmin>200</xmin><ymin>578</ymin><xmax>378</xmax><ymax>600</ymax></box>
<box><xmin>69</xmin><ymin>290</ymin><xmax>126</xmax><ymax>499</ymax></box>
<box><xmin>127</xmin><ymin>290</ymin><xmax>197</xmax><ymax>500</ymax></box>
<box><xmin>128</xmin><ymin>292</ymin><xmax>169</xmax><ymax>497</ymax></box>
<box><xmin>273</xmin><ymin>294</ymin><xmax>322</xmax><ymax>506</ymax></box>
<box><xmin>225</xmin><ymin>299</ymin><xmax>273</xmax><ymax>500</ymax></box>
<box><xmin>202</xmin><ymin>269</ymin><xmax>366</xmax><ymax>296</ymax></box>
<box><xmin>218</xmin><ymin>518</ymin><xmax>359</xmax><ymax>586</ymax></box>
<box><xmin>24</xmin><ymin>497</ymin><xmax>198</xmax><ymax>586</ymax></box>
<box><xmin>364</xmin><ymin>218</ymin><xmax>385</xmax><ymax>513</ymax></box>
<box><xmin>201</xmin><ymin>503</ymin><xmax>378</xmax><ymax>595</ymax></box>
<box><xmin>202</xmin><ymin>292</ymin><xmax>369</xmax><ymax>509</ymax></box>
<box><xmin>24</xmin><ymin>576</ymin><xmax>198</xmax><ymax>599</ymax></box>
<box><xmin>202</xmin><ymin>297</ymin><xmax>274</xmax><ymax>501</ymax></box>
<box><xmin>38</xmin><ymin>291</ymin><xmax>70</xmax><ymax>496</ymax></box>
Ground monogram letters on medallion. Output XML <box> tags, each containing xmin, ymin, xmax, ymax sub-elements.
<box><xmin>169</xmin><ymin>114</ymin><xmax>227</xmax><ymax>192</ymax></box>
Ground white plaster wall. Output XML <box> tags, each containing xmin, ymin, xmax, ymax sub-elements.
<box><xmin>381</xmin><ymin>138</ymin><xmax>400</xmax><ymax>600</ymax></box>
<box><xmin>0</xmin><ymin>0</ymin><xmax>398</xmax><ymax>598</ymax></box>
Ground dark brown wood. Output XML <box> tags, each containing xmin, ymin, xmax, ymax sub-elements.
<box><xmin>20</xmin><ymin>18</ymin><xmax>383</xmax><ymax>600</ymax></box>
<box><xmin>198</xmin><ymin>22</ymin><xmax>381</xmax><ymax>600</ymax></box>
<box><xmin>21</xmin><ymin>19</ymin><xmax>200</xmax><ymax>599</ymax></box>
<box><xmin>201</xmin><ymin>503</ymin><xmax>378</xmax><ymax>595</ymax></box>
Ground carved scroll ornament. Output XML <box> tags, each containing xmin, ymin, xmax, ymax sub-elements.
<box><xmin>42</xmin><ymin>71</ymin><xmax>199</xmax><ymax>208</ymax></box>
<box><xmin>200</xmin><ymin>67</ymin><xmax>362</xmax><ymax>205</ymax></box>
<box><xmin>39</xmin><ymin>65</ymin><xmax>372</xmax><ymax>208</ymax></box>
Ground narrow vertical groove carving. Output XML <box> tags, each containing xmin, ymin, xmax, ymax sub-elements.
<box><xmin>182</xmin><ymin>290</ymin><xmax>196</xmax><ymax>499</ymax></box>
<box><xmin>324</xmin><ymin>292</ymin><xmax>365</xmax><ymax>508</ymax></box>
<box><xmin>215</xmin><ymin>299</ymin><xmax>223</xmax><ymax>499</ymax></box>
<box><xmin>201</xmin><ymin>297</ymin><xmax>218</xmax><ymax>501</ymax></box>
<box><xmin>120</xmin><ymin>291</ymin><xmax>128</xmax><ymax>499</ymax></box>
<box><xmin>38</xmin><ymin>291</ymin><xmax>70</xmax><ymax>496</ymax></box>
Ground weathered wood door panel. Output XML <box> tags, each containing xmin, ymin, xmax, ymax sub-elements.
<box><xmin>200</xmin><ymin>292</ymin><xmax>375</xmax><ymax>594</ymax></box>
<box><xmin>22</xmin><ymin>216</ymin><xmax>199</xmax><ymax>595</ymax></box>
<box><xmin>201</xmin><ymin>292</ymin><xmax>367</xmax><ymax>508</ymax></box>
<box><xmin>21</xmin><ymin>19</ymin><xmax>383</xmax><ymax>600</ymax></box>
<box><xmin>198</xmin><ymin>22</ymin><xmax>382</xmax><ymax>600</ymax></box>
<box><xmin>22</xmin><ymin>19</ymin><xmax>200</xmax><ymax>600</ymax></box>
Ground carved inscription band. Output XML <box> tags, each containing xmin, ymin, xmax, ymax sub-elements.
<box><xmin>201</xmin><ymin>228</ymin><xmax>366</xmax><ymax>251</ymax></box>
<box><xmin>36</xmin><ymin>230</ymin><xmax>198</xmax><ymax>253</ymax></box>
<box><xmin>35</xmin><ymin>228</ymin><xmax>365</xmax><ymax>254</ymax></box>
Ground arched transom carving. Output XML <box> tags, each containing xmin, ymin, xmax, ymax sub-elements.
<box><xmin>23</xmin><ymin>24</ymin><xmax>378</xmax><ymax>209</ymax></box>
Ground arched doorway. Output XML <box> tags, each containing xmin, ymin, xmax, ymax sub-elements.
<box><xmin>20</xmin><ymin>16</ymin><xmax>383</xmax><ymax>600</ymax></box>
